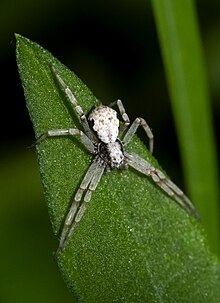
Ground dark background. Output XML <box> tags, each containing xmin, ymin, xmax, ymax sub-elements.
<box><xmin>0</xmin><ymin>0</ymin><xmax>219</xmax><ymax>302</ymax></box>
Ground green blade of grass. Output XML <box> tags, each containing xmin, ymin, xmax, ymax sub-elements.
<box><xmin>16</xmin><ymin>34</ymin><xmax>220</xmax><ymax>302</ymax></box>
<box><xmin>151</xmin><ymin>0</ymin><xmax>220</xmax><ymax>256</ymax></box>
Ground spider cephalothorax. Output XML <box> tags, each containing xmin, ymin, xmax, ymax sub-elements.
<box><xmin>96</xmin><ymin>140</ymin><xmax>126</xmax><ymax>171</ymax></box>
<box><xmin>35</xmin><ymin>64</ymin><xmax>199</xmax><ymax>254</ymax></box>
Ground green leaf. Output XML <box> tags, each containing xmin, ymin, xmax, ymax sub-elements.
<box><xmin>151</xmin><ymin>0</ymin><xmax>220</xmax><ymax>256</ymax></box>
<box><xmin>16</xmin><ymin>34</ymin><xmax>220</xmax><ymax>302</ymax></box>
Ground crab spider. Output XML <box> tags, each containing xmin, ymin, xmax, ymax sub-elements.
<box><xmin>35</xmin><ymin>64</ymin><xmax>199</xmax><ymax>254</ymax></box>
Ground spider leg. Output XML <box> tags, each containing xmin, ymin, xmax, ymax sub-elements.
<box><xmin>122</xmin><ymin>117</ymin><xmax>154</xmax><ymax>154</ymax></box>
<box><xmin>32</xmin><ymin>128</ymin><xmax>95</xmax><ymax>154</ymax></box>
<box><xmin>50</xmin><ymin>64</ymin><xmax>96</xmax><ymax>142</ymax></box>
<box><xmin>109</xmin><ymin>99</ymin><xmax>130</xmax><ymax>132</ymax></box>
<box><xmin>57</xmin><ymin>161</ymin><xmax>105</xmax><ymax>254</ymax></box>
<box><xmin>115</xmin><ymin>99</ymin><xmax>130</xmax><ymax>127</ymax></box>
<box><xmin>125</xmin><ymin>151</ymin><xmax>199</xmax><ymax>219</ymax></box>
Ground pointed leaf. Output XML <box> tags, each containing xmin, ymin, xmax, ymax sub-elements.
<box><xmin>16</xmin><ymin>34</ymin><xmax>220</xmax><ymax>303</ymax></box>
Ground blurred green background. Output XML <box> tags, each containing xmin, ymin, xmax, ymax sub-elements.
<box><xmin>0</xmin><ymin>0</ymin><xmax>219</xmax><ymax>302</ymax></box>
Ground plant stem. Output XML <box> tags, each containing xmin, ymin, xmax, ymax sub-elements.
<box><xmin>151</xmin><ymin>0</ymin><xmax>220</xmax><ymax>256</ymax></box>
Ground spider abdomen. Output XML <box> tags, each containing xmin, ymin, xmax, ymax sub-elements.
<box><xmin>88</xmin><ymin>106</ymin><xmax>119</xmax><ymax>144</ymax></box>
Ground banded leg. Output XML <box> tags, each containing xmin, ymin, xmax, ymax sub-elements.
<box><xmin>122</xmin><ymin>117</ymin><xmax>154</xmax><ymax>154</ymax></box>
<box><xmin>57</xmin><ymin>161</ymin><xmax>105</xmax><ymax>253</ymax></box>
<box><xmin>109</xmin><ymin>99</ymin><xmax>130</xmax><ymax>132</ymax></box>
<box><xmin>33</xmin><ymin>128</ymin><xmax>95</xmax><ymax>154</ymax></box>
<box><xmin>125</xmin><ymin>151</ymin><xmax>199</xmax><ymax>219</ymax></box>
<box><xmin>116</xmin><ymin>99</ymin><xmax>130</xmax><ymax>127</ymax></box>
<box><xmin>51</xmin><ymin>64</ymin><xmax>96</xmax><ymax>142</ymax></box>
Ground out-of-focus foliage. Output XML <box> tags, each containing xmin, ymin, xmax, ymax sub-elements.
<box><xmin>0</xmin><ymin>149</ymin><xmax>75</xmax><ymax>303</ymax></box>
<box><xmin>152</xmin><ymin>0</ymin><xmax>220</xmax><ymax>255</ymax></box>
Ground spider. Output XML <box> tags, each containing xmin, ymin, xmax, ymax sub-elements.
<box><xmin>35</xmin><ymin>64</ymin><xmax>199</xmax><ymax>254</ymax></box>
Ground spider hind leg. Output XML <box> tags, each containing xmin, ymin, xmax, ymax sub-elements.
<box><xmin>50</xmin><ymin>64</ymin><xmax>96</xmax><ymax>142</ymax></box>
<box><xmin>122</xmin><ymin>117</ymin><xmax>154</xmax><ymax>154</ymax></box>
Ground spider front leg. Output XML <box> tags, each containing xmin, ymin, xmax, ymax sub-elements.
<box><xmin>57</xmin><ymin>161</ymin><xmax>105</xmax><ymax>254</ymax></box>
<box><xmin>125</xmin><ymin>151</ymin><xmax>199</xmax><ymax>219</ymax></box>
<box><xmin>33</xmin><ymin>128</ymin><xmax>95</xmax><ymax>154</ymax></box>
<box><xmin>122</xmin><ymin>116</ymin><xmax>154</xmax><ymax>154</ymax></box>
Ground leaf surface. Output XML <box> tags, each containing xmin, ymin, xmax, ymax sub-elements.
<box><xmin>16</xmin><ymin>34</ymin><xmax>220</xmax><ymax>303</ymax></box>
